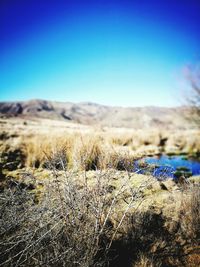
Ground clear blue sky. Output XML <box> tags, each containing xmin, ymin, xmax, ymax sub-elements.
<box><xmin>0</xmin><ymin>0</ymin><xmax>200</xmax><ymax>106</ymax></box>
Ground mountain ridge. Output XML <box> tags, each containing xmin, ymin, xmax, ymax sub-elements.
<box><xmin>0</xmin><ymin>99</ymin><xmax>189</xmax><ymax>129</ymax></box>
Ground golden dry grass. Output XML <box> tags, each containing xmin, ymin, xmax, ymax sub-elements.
<box><xmin>133</xmin><ymin>254</ymin><xmax>158</xmax><ymax>267</ymax></box>
<box><xmin>1</xmin><ymin>117</ymin><xmax>200</xmax><ymax>172</ymax></box>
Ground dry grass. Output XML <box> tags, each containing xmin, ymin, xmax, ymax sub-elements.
<box><xmin>178</xmin><ymin>184</ymin><xmax>200</xmax><ymax>241</ymax></box>
<box><xmin>1</xmin><ymin>119</ymin><xmax>200</xmax><ymax>173</ymax></box>
<box><xmin>23</xmin><ymin>133</ymin><xmax>75</xmax><ymax>168</ymax></box>
<box><xmin>14</xmin><ymin>131</ymin><xmax>138</xmax><ymax>171</ymax></box>
<box><xmin>1</xmin><ymin>118</ymin><xmax>200</xmax><ymax>172</ymax></box>
<box><xmin>133</xmin><ymin>254</ymin><xmax>160</xmax><ymax>267</ymax></box>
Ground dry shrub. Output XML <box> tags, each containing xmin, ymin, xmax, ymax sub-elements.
<box><xmin>179</xmin><ymin>184</ymin><xmax>200</xmax><ymax>241</ymax></box>
<box><xmin>105</xmin><ymin>209</ymin><xmax>167</xmax><ymax>267</ymax></box>
<box><xmin>0</xmin><ymin>158</ymin><xmax>148</xmax><ymax>267</ymax></box>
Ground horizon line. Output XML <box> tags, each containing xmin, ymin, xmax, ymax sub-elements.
<box><xmin>0</xmin><ymin>98</ymin><xmax>185</xmax><ymax>109</ymax></box>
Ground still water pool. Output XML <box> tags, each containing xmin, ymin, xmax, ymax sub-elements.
<box><xmin>141</xmin><ymin>155</ymin><xmax>200</xmax><ymax>179</ymax></box>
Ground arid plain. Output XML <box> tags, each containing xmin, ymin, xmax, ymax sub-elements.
<box><xmin>0</xmin><ymin>100</ymin><xmax>200</xmax><ymax>267</ymax></box>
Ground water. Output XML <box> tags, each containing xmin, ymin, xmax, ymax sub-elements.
<box><xmin>137</xmin><ymin>155</ymin><xmax>200</xmax><ymax>179</ymax></box>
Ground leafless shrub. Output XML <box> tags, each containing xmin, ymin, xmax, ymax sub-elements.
<box><xmin>184</xmin><ymin>62</ymin><xmax>200</xmax><ymax>126</ymax></box>
<box><xmin>179</xmin><ymin>184</ymin><xmax>200</xmax><ymax>241</ymax></box>
<box><xmin>0</xmin><ymin>154</ymin><xmax>152</xmax><ymax>267</ymax></box>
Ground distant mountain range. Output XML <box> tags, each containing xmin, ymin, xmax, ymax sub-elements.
<box><xmin>0</xmin><ymin>99</ymin><xmax>190</xmax><ymax>129</ymax></box>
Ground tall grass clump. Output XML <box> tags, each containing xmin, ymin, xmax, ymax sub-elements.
<box><xmin>21</xmin><ymin>132</ymin><xmax>137</xmax><ymax>172</ymax></box>
<box><xmin>71</xmin><ymin>135</ymin><xmax>104</xmax><ymax>171</ymax></box>
<box><xmin>22</xmin><ymin>134</ymin><xmax>75</xmax><ymax>168</ymax></box>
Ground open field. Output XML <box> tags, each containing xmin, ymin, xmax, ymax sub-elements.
<box><xmin>1</xmin><ymin>116</ymin><xmax>200</xmax><ymax>169</ymax></box>
<box><xmin>0</xmin><ymin>116</ymin><xmax>200</xmax><ymax>267</ymax></box>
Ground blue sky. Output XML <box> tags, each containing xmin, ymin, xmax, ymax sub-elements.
<box><xmin>0</xmin><ymin>0</ymin><xmax>200</xmax><ymax>106</ymax></box>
